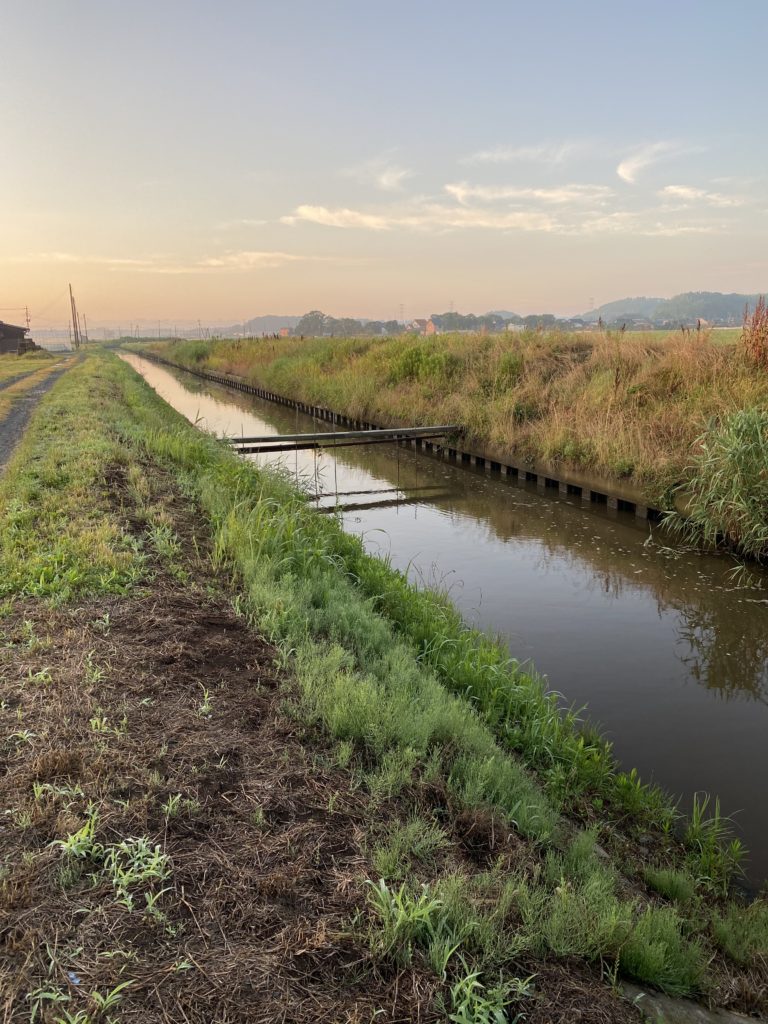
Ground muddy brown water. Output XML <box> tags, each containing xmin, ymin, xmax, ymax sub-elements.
<box><xmin>123</xmin><ymin>353</ymin><xmax>768</xmax><ymax>885</ymax></box>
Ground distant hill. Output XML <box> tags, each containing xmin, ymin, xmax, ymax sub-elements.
<box><xmin>584</xmin><ymin>292</ymin><xmax>765</xmax><ymax>325</ymax></box>
<box><xmin>487</xmin><ymin>310</ymin><xmax>521</xmax><ymax>321</ymax></box>
<box><xmin>654</xmin><ymin>292</ymin><xmax>762</xmax><ymax>323</ymax></box>
<box><xmin>221</xmin><ymin>315</ymin><xmax>301</xmax><ymax>335</ymax></box>
<box><xmin>583</xmin><ymin>297</ymin><xmax>662</xmax><ymax>322</ymax></box>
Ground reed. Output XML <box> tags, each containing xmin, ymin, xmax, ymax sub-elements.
<box><xmin>153</xmin><ymin>328</ymin><xmax>768</xmax><ymax>506</ymax></box>
<box><xmin>667</xmin><ymin>407</ymin><xmax>768</xmax><ymax>559</ymax></box>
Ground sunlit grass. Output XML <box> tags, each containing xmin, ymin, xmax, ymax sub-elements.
<box><xmin>151</xmin><ymin>328</ymin><xmax>768</xmax><ymax>504</ymax></box>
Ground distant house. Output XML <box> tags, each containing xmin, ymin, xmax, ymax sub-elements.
<box><xmin>278</xmin><ymin>327</ymin><xmax>290</xmax><ymax>337</ymax></box>
<box><xmin>0</xmin><ymin>321</ymin><xmax>29</xmax><ymax>355</ymax></box>
<box><xmin>409</xmin><ymin>318</ymin><xmax>438</xmax><ymax>336</ymax></box>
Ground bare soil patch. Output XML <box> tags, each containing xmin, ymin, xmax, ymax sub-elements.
<box><xmin>0</xmin><ymin>458</ymin><xmax>641</xmax><ymax>1023</ymax></box>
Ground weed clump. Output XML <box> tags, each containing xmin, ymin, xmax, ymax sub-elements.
<box><xmin>668</xmin><ymin>408</ymin><xmax>768</xmax><ymax>559</ymax></box>
<box><xmin>371</xmin><ymin>816</ymin><xmax>450</xmax><ymax>880</ymax></box>
<box><xmin>644</xmin><ymin>867</ymin><xmax>697</xmax><ymax>906</ymax></box>
<box><xmin>619</xmin><ymin>906</ymin><xmax>704</xmax><ymax>996</ymax></box>
<box><xmin>712</xmin><ymin>900</ymin><xmax>768</xmax><ymax>964</ymax></box>
<box><xmin>742</xmin><ymin>295</ymin><xmax>768</xmax><ymax>370</ymax></box>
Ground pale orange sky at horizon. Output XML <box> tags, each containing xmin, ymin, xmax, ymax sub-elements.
<box><xmin>3</xmin><ymin>2</ymin><xmax>767</xmax><ymax>332</ymax></box>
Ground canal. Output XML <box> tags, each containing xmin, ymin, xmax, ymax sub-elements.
<box><xmin>122</xmin><ymin>352</ymin><xmax>768</xmax><ymax>883</ymax></box>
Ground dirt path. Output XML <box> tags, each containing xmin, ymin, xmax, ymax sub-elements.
<box><xmin>0</xmin><ymin>372</ymin><xmax>34</xmax><ymax>393</ymax></box>
<box><xmin>0</xmin><ymin>365</ymin><xmax>72</xmax><ymax>472</ymax></box>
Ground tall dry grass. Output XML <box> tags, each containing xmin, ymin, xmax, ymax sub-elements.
<box><xmin>155</xmin><ymin>329</ymin><xmax>768</xmax><ymax>501</ymax></box>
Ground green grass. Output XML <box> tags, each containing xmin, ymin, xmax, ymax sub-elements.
<box><xmin>712</xmin><ymin>900</ymin><xmax>768</xmax><ymax>964</ymax></box>
<box><xmin>3</xmin><ymin>349</ymin><xmax>763</xmax><ymax>1005</ymax></box>
<box><xmin>0</xmin><ymin>367</ymin><xmax>143</xmax><ymax>602</ymax></box>
<box><xmin>683</xmin><ymin>793</ymin><xmax>746</xmax><ymax>894</ymax></box>
<box><xmin>619</xmin><ymin>906</ymin><xmax>704</xmax><ymax>996</ymax></box>
<box><xmin>644</xmin><ymin>867</ymin><xmax>697</xmax><ymax>906</ymax></box>
<box><xmin>371</xmin><ymin>815</ymin><xmax>450</xmax><ymax>880</ymax></box>
<box><xmin>667</xmin><ymin>407</ymin><xmax>768</xmax><ymax>559</ymax></box>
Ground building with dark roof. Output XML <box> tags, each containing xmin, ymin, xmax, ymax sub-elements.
<box><xmin>0</xmin><ymin>321</ymin><xmax>30</xmax><ymax>355</ymax></box>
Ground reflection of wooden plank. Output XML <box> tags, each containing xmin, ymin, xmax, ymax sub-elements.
<box><xmin>232</xmin><ymin>434</ymin><xmax>451</xmax><ymax>455</ymax></box>
<box><xmin>315</xmin><ymin>492</ymin><xmax>454</xmax><ymax>514</ymax></box>
<box><xmin>226</xmin><ymin>425</ymin><xmax>458</xmax><ymax>445</ymax></box>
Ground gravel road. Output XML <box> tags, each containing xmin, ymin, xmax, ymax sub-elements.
<box><xmin>0</xmin><ymin>366</ymin><xmax>71</xmax><ymax>473</ymax></box>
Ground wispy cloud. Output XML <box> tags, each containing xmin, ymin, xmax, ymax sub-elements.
<box><xmin>577</xmin><ymin>210</ymin><xmax>719</xmax><ymax>237</ymax></box>
<box><xmin>10</xmin><ymin>250</ymin><xmax>326</xmax><ymax>274</ymax></box>
<box><xmin>375</xmin><ymin>165</ymin><xmax>412</xmax><ymax>191</ymax></box>
<box><xmin>659</xmin><ymin>184</ymin><xmax>744</xmax><ymax>208</ymax></box>
<box><xmin>283</xmin><ymin>206</ymin><xmax>392</xmax><ymax>230</ymax></box>
<box><xmin>11</xmin><ymin>252</ymin><xmax>155</xmax><ymax>266</ymax></box>
<box><xmin>343</xmin><ymin>154</ymin><xmax>414</xmax><ymax>192</ymax></box>
<box><xmin>282</xmin><ymin>190</ymin><xmax>736</xmax><ymax>238</ymax></box>
<box><xmin>616</xmin><ymin>141</ymin><xmax>703</xmax><ymax>183</ymax></box>
<box><xmin>463</xmin><ymin>142</ymin><xmax>578</xmax><ymax>166</ymax></box>
<box><xmin>197</xmin><ymin>250</ymin><xmax>303</xmax><ymax>270</ymax></box>
<box><xmin>283</xmin><ymin>203</ymin><xmax>559</xmax><ymax>232</ymax></box>
<box><xmin>445</xmin><ymin>182</ymin><xmax>613</xmax><ymax>205</ymax></box>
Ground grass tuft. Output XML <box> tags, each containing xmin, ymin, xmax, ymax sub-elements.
<box><xmin>619</xmin><ymin>905</ymin><xmax>704</xmax><ymax>996</ymax></box>
<box><xmin>712</xmin><ymin>900</ymin><xmax>768</xmax><ymax>964</ymax></box>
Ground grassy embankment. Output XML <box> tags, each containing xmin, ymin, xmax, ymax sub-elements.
<box><xmin>2</xmin><ymin>351</ymin><xmax>768</xmax><ymax>1022</ymax></box>
<box><xmin>151</xmin><ymin>326</ymin><xmax>768</xmax><ymax>558</ymax></box>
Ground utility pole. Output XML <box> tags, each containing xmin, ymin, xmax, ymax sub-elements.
<box><xmin>69</xmin><ymin>284</ymin><xmax>81</xmax><ymax>351</ymax></box>
<box><xmin>82</xmin><ymin>314</ymin><xmax>89</xmax><ymax>344</ymax></box>
<box><xmin>25</xmin><ymin>306</ymin><xmax>30</xmax><ymax>331</ymax></box>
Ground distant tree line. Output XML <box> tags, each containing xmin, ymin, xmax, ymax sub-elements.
<box><xmin>290</xmin><ymin>309</ymin><xmax>564</xmax><ymax>337</ymax></box>
<box><xmin>292</xmin><ymin>311</ymin><xmax>401</xmax><ymax>337</ymax></box>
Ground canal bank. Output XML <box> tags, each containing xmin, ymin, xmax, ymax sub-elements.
<box><xmin>122</xmin><ymin>349</ymin><xmax>768</xmax><ymax>888</ymax></box>
<box><xmin>134</xmin><ymin>348</ymin><xmax>664</xmax><ymax>519</ymax></box>
<box><xmin>4</xmin><ymin>350</ymin><xmax>767</xmax><ymax>1019</ymax></box>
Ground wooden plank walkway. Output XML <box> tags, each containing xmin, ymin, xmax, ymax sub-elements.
<box><xmin>226</xmin><ymin>424</ymin><xmax>458</xmax><ymax>454</ymax></box>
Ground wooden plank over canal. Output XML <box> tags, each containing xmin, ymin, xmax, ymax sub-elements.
<box><xmin>226</xmin><ymin>424</ymin><xmax>459</xmax><ymax>454</ymax></box>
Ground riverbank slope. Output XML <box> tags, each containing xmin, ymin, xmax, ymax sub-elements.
<box><xmin>2</xmin><ymin>351</ymin><xmax>767</xmax><ymax>1021</ymax></box>
<box><xmin>147</xmin><ymin>331</ymin><xmax>768</xmax><ymax>554</ymax></box>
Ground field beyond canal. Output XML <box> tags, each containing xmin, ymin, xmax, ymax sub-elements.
<box><xmin>149</xmin><ymin>328</ymin><xmax>768</xmax><ymax>558</ymax></box>
<box><xmin>2</xmin><ymin>350</ymin><xmax>768</xmax><ymax>1023</ymax></box>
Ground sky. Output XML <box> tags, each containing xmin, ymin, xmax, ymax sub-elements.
<box><xmin>2</xmin><ymin>0</ymin><xmax>767</xmax><ymax>331</ymax></box>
